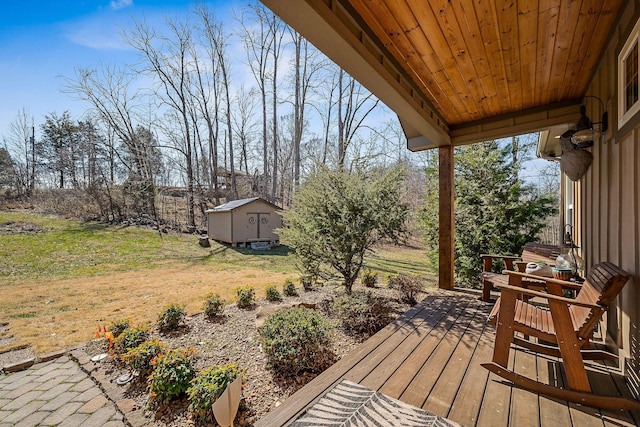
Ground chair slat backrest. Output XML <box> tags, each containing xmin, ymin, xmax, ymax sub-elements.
<box><xmin>570</xmin><ymin>262</ymin><xmax>630</xmax><ymax>339</ymax></box>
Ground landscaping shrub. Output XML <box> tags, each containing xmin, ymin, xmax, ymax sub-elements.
<box><xmin>300</xmin><ymin>275</ymin><xmax>314</xmax><ymax>291</ymax></box>
<box><xmin>121</xmin><ymin>339</ymin><xmax>167</xmax><ymax>375</ymax></box>
<box><xmin>265</xmin><ymin>285</ymin><xmax>282</xmax><ymax>302</ymax></box>
<box><xmin>203</xmin><ymin>293</ymin><xmax>225</xmax><ymax>319</ymax></box>
<box><xmin>283</xmin><ymin>280</ymin><xmax>298</xmax><ymax>297</ymax></box>
<box><xmin>259</xmin><ymin>307</ymin><xmax>334</xmax><ymax>374</ymax></box>
<box><xmin>157</xmin><ymin>303</ymin><xmax>187</xmax><ymax>332</ymax></box>
<box><xmin>361</xmin><ymin>268</ymin><xmax>378</xmax><ymax>287</ymax></box>
<box><xmin>235</xmin><ymin>286</ymin><xmax>255</xmax><ymax>308</ymax></box>
<box><xmin>113</xmin><ymin>325</ymin><xmax>149</xmax><ymax>355</ymax></box>
<box><xmin>187</xmin><ymin>363</ymin><xmax>245</xmax><ymax>422</ymax></box>
<box><xmin>385</xmin><ymin>274</ymin><xmax>395</xmax><ymax>288</ymax></box>
<box><xmin>331</xmin><ymin>291</ymin><xmax>392</xmax><ymax>336</ymax></box>
<box><xmin>149</xmin><ymin>347</ymin><xmax>197</xmax><ymax>403</ymax></box>
<box><xmin>107</xmin><ymin>318</ymin><xmax>131</xmax><ymax>338</ymax></box>
<box><xmin>391</xmin><ymin>274</ymin><xmax>425</xmax><ymax>304</ymax></box>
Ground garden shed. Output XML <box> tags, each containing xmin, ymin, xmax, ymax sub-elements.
<box><xmin>206</xmin><ymin>197</ymin><xmax>282</xmax><ymax>247</ymax></box>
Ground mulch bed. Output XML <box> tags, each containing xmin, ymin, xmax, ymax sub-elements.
<box><xmin>76</xmin><ymin>284</ymin><xmax>419</xmax><ymax>426</ymax></box>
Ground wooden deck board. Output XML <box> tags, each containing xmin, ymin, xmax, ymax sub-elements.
<box><xmin>378</xmin><ymin>295</ymin><xmax>473</xmax><ymax>401</ymax></box>
<box><xmin>509</xmin><ymin>348</ymin><xmax>540</xmax><ymax>426</ymax></box>
<box><xmin>358</xmin><ymin>296</ymin><xmax>459</xmax><ymax>391</ymax></box>
<box><xmin>446</xmin><ymin>318</ymin><xmax>494</xmax><ymax>425</ymax></box>
<box><xmin>537</xmin><ymin>353</ymin><xmax>573</xmax><ymax>427</ymax></box>
<box><xmin>255</xmin><ymin>290</ymin><xmax>639</xmax><ymax>427</ymax></box>
<box><xmin>422</xmin><ymin>302</ymin><xmax>488</xmax><ymax>417</ymax></box>
<box><xmin>476</xmin><ymin>350</ymin><xmax>515</xmax><ymax>426</ymax></box>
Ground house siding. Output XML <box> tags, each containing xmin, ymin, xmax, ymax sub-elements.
<box><xmin>576</xmin><ymin>0</ymin><xmax>640</xmax><ymax>395</ymax></box>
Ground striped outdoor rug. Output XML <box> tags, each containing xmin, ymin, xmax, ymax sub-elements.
<box><xmin>289</xmin><ymin>380</ymin><xmax>461</xmax><ymax>427</ymax></box>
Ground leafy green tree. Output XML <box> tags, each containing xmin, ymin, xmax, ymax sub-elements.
<box><xmin>421</xmin><ymin>139</ymin><xmax>557</xmax><ymax>286</ymax></box>
<box><xmin>278</xmin><ymin>165</ymin><xmax>409</xmax><ymax>294</ymax></box>
<box><xmin>40</xmin><ymin>111</ymin><xmax>79</xmax><ymax>189</ymax></box>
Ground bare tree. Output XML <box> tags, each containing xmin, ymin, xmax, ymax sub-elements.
<box><xmin>269</xmin><ymin>12</ymin><xmax>286</xmax><ymax>203</ymax></box>
<box><xmin>190</xmin><ymin>6</ymin><xmax>223</xmax><ymax>202</ymax></box>
<box><xmin>232</xmin><ymin>85</ymin><xmax>258</xmax><ymax>175</ymax></box>
<box><xmin>2</xmin><ymin>109</ymin><xmax>36</xmax><ymax>196</ymax></box>
<box><xmin>337</xmin><ymin>68</ymin><xmax>380</xmax><ymax>169</ymax></box>
<box><xmin>288</xmin><ymin>30</ymin><xmax>325</xmax><ymax>187</ymax></box>
<box><xmin>124</xmin><ymin>17</ymin><xmax>198</xmax><ymax>227</ymax></box>
<box><xmin>197</xmin><ymin>5</ymin><xmax>237</xmax><ymax>200</ymax></box>
<box><xmin>237</xmin><ymin>3</ymin><xmax>273</xmax><ymax>199</ymax></box>
<box><xmin>62</xmin><ymin>65</ymin><xmax>156</xmax><ymax>215</ymax></box>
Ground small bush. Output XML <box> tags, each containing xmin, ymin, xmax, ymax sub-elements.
<box><xmin>113</xmin><ymin>325</ymin><xmax>150</xmax><ymax>355</ymax></box>
<box><xmin>187</xmin><ymin>363</ymin><xmax>245</xmax><ymax>422</ymax></box>
<box><xmin>331</xmin><ymin>291</ymin><xmax>392</xmax><ymax>336</ymax></box>
<box><xmin>259</xmin><ymin>307</ymin><xmax>334</xmax><ymax>374</ymax></box>
<box><xmin>283</xmin><ymin>279</ymin><xmax>298</xmax><ymax>297</ymax></box>
<box><xmin>122</xmin><ymin>339</ymin><xmax>167</xmax><ymax>375</ymax></box>
<box><xmin>107</xmin><ymin>319</ymin><xmax>131</xmax><ymax>338</ymax></box>
<box><xmin>361</xmin><ymin>268</ymin><xmax>378</xmax><ymax>287</ymax></box>
<box><xmin>235</xmin><ymin>287</ymin><xmax>255</xmax><ymax>309</ymax></box>
<box><xmin>385</xmin><ymin>274</ymin><xmax>395</xmax><ymax>288</ymax></box>
<box><xmin>157</xmin><ymin>303</ymin><xmax>187</xmax><ymax>332</ymax></box>
<box><xmin>265</xmin><ymin>285</ymin><xmax>282</xmax><ymax>302</ymax></box>
<box><xmin>300</xmin><ymin>275</ymin><xmax>314</xmax><ymax>291</ymax></box>
<box><xmin>203</xmin><ymin>293</ymin><xmax>225</xmax><ymax>319</ymax></box>
<box><xmin>391</xmin><ymin>274</ymin><xmax>425</xmax><ymax>304</ymax></box>
<box><xmin>149</xmin><ymin>347</ymin><xmax>197</xmax><ymax>403</ymax></box>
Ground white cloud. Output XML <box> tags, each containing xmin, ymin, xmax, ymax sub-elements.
<box><xmin>64</xmin><ymin>20</ymin><xmax>131</xmax><ymax>50</ymax></box>
<box><xmin>110</xmin><ymin>0</ymin><xmax>133</xmax><ymax>11</ymax></box>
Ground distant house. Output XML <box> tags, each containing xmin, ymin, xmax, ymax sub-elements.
<box><xmin>206</xmin><ymin>197</ymin><xmax>283</xmax><ymax>247</ymax></box>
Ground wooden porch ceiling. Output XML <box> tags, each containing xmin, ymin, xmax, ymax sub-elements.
<box><xmin>261</xmin><ymin>0</ymin><xmax>625</xmax><ymax>149</ymax></box>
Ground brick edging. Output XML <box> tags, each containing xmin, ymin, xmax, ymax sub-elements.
<box><xmin>68</xmin><ymin>348</ymin><xmax>147</xmax><ymax>427</ymax></box>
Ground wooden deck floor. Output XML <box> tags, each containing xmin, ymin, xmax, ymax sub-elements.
<box><xmin>255</xmin><ymin>289</ymin><xmax>640</xmax><ymax>427</ymax></box>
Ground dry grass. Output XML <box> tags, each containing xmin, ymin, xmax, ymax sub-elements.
<box><xmin>1</xmin><ymin>263</ymin><xmax>293</xmax><ymax>354</ymax></box>
<box><xmin>0</xmin><ymin>211</ymin><xmax>435</xmax><ymax>354</ymax></box>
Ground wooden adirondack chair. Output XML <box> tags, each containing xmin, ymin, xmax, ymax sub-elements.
<box><xmin>482</xmin><ymin>261</ymin><xmax>640</xmax><ymax>410</ymax></box>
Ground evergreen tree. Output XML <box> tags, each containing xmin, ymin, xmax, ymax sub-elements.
<box><xmin>0</xmin><ymin>147</ymin><xmax>16</xmax><ymax>191</ymax></box>
<box><xmin>278</xmin><ymin>165</ymin><xmax>409</xmax><ymax>293</ymax></box>
<box><xmin>420</xmin><ymin>140</ymin><xmax>557</xmax><ymax>286</ymax></box>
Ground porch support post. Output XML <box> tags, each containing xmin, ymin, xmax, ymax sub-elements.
<box><xmin>439</xmin><ymin>145</ymin><xmax>454</xmax><ymax>289</ymax></box>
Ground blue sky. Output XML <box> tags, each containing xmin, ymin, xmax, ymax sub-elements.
<box><xmin>0</xmin><ymin>0</ymin><xmax>238</xmax><ymax>140</ymax></box>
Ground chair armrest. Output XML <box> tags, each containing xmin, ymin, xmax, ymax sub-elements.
<box><xmin>502</xmin><ymin>270</ymin><xmax>583</xmax><ymax>291</ymax></box>
<box><xmin>481</xmin><ymin>254</ymin><xmax>521</xmax><ymax>260</ymax></box>
<box><xmin>494</xmin><ymin>283</ymin><xmax>600</xmax><ymax>309</ymax></box>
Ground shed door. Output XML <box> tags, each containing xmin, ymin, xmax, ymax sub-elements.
<box><xmin>247</xmin><ymin>212</ymin><xmax>270</xmax><ymax>239</ymax></box>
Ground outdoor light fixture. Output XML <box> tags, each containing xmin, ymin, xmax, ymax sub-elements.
<box><xmin>571</xmin><ymin>96</ymin><xmax>609</xmax><ymax>147</ymax></box>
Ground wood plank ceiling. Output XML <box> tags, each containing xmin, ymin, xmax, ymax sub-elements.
<box><xmin>346</xmin><ymin>0</ymin><xmax>624</xmax><ymax>127</ymax></box>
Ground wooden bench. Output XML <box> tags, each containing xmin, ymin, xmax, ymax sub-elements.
<box><xmin>481</xmin><ymin>242</ymin><xmax>561</xmax><ymax>302</ymax></box>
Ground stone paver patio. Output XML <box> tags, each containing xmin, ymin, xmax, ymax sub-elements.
<box><xmin>0</xmin><ymin>355</ymin><xmax>125</xmax><ymax>426</ymax></box>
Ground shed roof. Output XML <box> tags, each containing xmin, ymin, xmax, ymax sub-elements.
<box><xmin>206</xmin><ymin>197</ymin><xmax>280</xmax><ymax>213</ymax></box>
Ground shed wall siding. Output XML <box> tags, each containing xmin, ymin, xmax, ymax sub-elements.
<box><xmin>232</xmin><ymin>200</ymin><xmax>282</xmax><ymax>243</ymax></box>
<box><xmin>208</xmin><ymin>212</ymin><xmax>233</xmax><ymax>243</ymax></box>
<box><xmin>577</xmin><ymin>0</ymin><xmax>640</xmax><ymax>393</ymax></box>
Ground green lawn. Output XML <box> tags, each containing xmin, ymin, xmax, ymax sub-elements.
<box><xmin>0</xmin><ymin>211</ymin><xmax>435</xmax><ymax>353</ymax></box>
<box><xmin>0</xmin><ymin>211</ymin><xmax>297</xmax><ymax>283</ymax></box>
